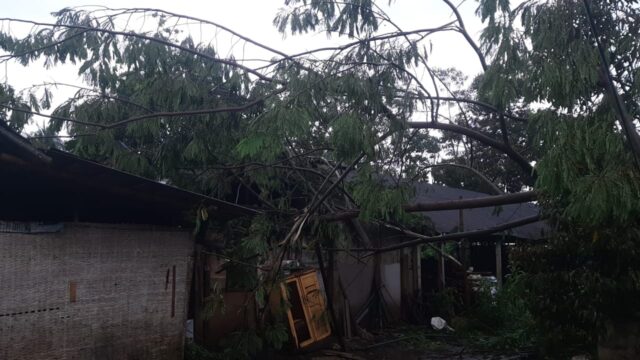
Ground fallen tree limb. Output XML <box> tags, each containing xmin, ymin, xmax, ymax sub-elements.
<box><xmin>0</xmin><ymin>86</ymin><xmax>286</xmax><ymax>130</ymax></box>
<box><xmin>366</xmin><ymin>214</ymin><xmax>543</xmax><ymax>255</ymax></box>
<box><xmin>417</xmin><ymin>163</ymin><xmax>504</xmax><ymax>195</ymax></box>
<box><xmin>409</xmin><ymin>121</ymin><xmax>535</xmax><ymax>177</ymax></box>
<box><xmin>328</xmin><ymin>214</ymin><xmax>544</xmax><ymax>255</ymax></box>
<box><xmin>0</xmin><ymin>17</ymin><xmax>280</xmax><ymax>83</ymax></box>
<box><xmin>426</xmin><ymin>243</ymin><xmax>463</xmax><ymax>266</ymax></box>
<box><xmin>320</xmin><ymin>191</ymin><xmax>538</xmax><ymax>221</ymax></box>
<box><xmin>404</xmin><ymin>190</ymin><xmax>537</xmax><ymax>212</ymax></box>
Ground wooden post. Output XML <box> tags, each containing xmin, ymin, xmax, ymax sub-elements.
<box><xmin>343</xmin><ymin>298</ymin><xmax>352</xmax><ymax>339</ymax></box>
<box><xmin>437</xmin><ymin>242</ymin><xmax>446</xmax><ymax>290</ymax></box>
<box><xmin>327</xmin><ymin>241</ymin><xmax>335</xmax><ymax>305</ymax></box>
<box><xmin>193</xmin><ymin>246</ymin><xmax>204</xmax><ymax>344</ymax></box>
<box><xmin>314</xmin><ymin>242</ymin><xmax>345</xmax><ymax>350</ymax></box>
<box><xmin>458</xmin><ymin>200</ymin><xmax>470</xmax><ymax>270</ymax></box>
<box><xmin>412</xmin><ymin>245</ymin><xmax>421</xmax><ymax>295</ymax></box>
<box><xmin>401</xmin><ymin>245</ymin><xmax>421</xmax><ymax>321</ymax></box>
<box><xmin>400</xmin><ymin>248</ymin><xmax>409</xmax><ymax>320</ymax></box>
<box><xmin>372</xmin><ymin>227</ymin><xmax>383</xmax><ymax>328</ymax></box>
<box><xmin>336</xmin><ymin>273</ymin><xmax>353</xmax><ymax>339</ymax></box>
<box><xmin>495</xmin><ymin>240</ymin><xmax>503</xmax><ymax>289</ymax></box>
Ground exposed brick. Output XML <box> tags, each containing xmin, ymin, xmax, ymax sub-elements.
<box><xmin>0</xmin><ymin>223</ymin><xmax>193</xmax><ymax>360</ymax></box>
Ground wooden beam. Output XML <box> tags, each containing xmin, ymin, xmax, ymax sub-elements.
<box><xmin>314</xmin><ymin>243</ymin><xmax>345</xmax><ymax>350</ymax></box>
<box><xmin>496</xmin><ymin>240</ymin><xmax>503</xmax><ymax>289</ymax></box>
<box><xmin>437</xmin><ymin>243</ymin><xmax>446</xmax><ymax>290</ymax></box>
<box><xmin>458</xmin><ymin>202</ymin><xmax>470</xmax><ymax>269</ymax></box>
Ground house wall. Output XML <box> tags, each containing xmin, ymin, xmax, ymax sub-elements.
<box><xmin>335</xmin><ymin>253</ymin><xmax>374</xmax><ymax>321</ymax></box>
<box><xmin>335</xmin><ymin>250</ymin><xmax>404</xmax><ymax>325</ymax></box>
<box><xmin>334</xmin><ymin>243</ymin><xmax>424</xmax><ymax>331</ymax></box>
<box><xmin>0</xmin><ymin>222</ymin><xmax>193</xmax><ymax>360</ymax></box>
<box><xmin>380</xmin><ymin>251</ymin><xmax>402</xmax><ymax>320</ymax></box>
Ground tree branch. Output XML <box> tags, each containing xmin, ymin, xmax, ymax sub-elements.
<box><xmin>102</xmin><ymin>87</ymin><xmax>285</xmax><ymax>129</ymax></box>
<box><xmin>255</xmin><ymin>22</ymin><xmax>457</xmax><ymax>71</ymax></box>
<box><xmin>0</xmin><ymin>104</ymin><xmax>105</xmax><ymax>128</ymax></box>
<box><xmin>0</xmin><ymin>17</ymin><xmax>280</xmax><ymax>84</ymax></box>
<box><xmin>418</xmin><ymin>163</ymin><xmax>504</xmax><ymax>194</ymax></box>
<box><xmin>441</xmin><ymin>0</ymin><xmax>488</xmax><ymax>71</ymax></box>
<box><xmin>409</xmin><ymin>121</ymin><xmax>535</xmax><ymax>177</ymax></box>
<box><xmin>1</xmin><ymin>87</ymin><xmax>286</xmax><ymax>130</ymax></box>
<box><xmin>403</xmin><ymin>190</ymin><xmax>537</xmax><ymax>212</ymax></box>
<box><xmin>582</xmin><ymin>0</ymin><xmax>640</xmax><ymax>168</ymax></box>
<box><xmin>358</xmin><ymin>214</ymin><xmax>542</xmax><ymax>255</ymax></box>
<box><xmin>397</xmin><ymin>92</ymin><xmax>528</xmax><ymax>122</ymax></box>
<box><xmin>110</xmin><ymin>7</ymin><xmax>291</xmax><ymax>58</ymax></box>
<box><xmin>320</xmin><ymin>190</ymin><xmax>537</xmax><ymax>221</ymax></box>
<box><xmin>0</xmin><ymin>29</ymin><xmax>89</xmax><ymax>62</ymax></box>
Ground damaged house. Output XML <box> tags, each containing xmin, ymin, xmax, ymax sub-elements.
<box><xmin>0</xmin><ymin>119</ymin><xmax>546</xmax><ymax>356</ymax></box>
<box><xmin>191</xmin><ymin>177</ymin><xmax>546</xmax><ymax>347</ymax></box>
<box><xmin>323</xmin><ymin>181</ymin><xmax>546</xmax><ymax>333</ymax></box>
<box><xmin>188</xmin><ymin>176</ymin><xmax>546</xmax><ymax>350</ymax></box>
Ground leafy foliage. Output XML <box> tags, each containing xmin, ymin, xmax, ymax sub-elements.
<box><xmin>221</xmin><ymin>216</ymin><xmax>273</xmax><ymax>292</ymax></box>
<box><xmin>0</xmin><ymin>84</ymin><xmax>33</xmax><ymax>132</ymax></box>
<box><xmin>0</xmin><ymin>5</ymin><xmax>463</xmax><ymax>230</ymax></box>
<box><xmin>475</xmin><ymin>0</ymin><xmax>640</xmax><ymax>355</ymax></box>
<box><xmin>535</xmin><ymin>112</ymin><xmax>640</xmax><ymax>227</ymax></box>
<box><xmin>457</xmin><ymin>273</ymin><xmax>537</xmax><ymax>351</ymax></box>
<box><xmin>275</xmin><ymin>0</ymin><xmax>379</xmax><ymax>38</ymax></box>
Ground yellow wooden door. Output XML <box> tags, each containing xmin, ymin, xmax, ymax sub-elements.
<box><xmin>281</xmin><ymin>278</ymin><xmax>315</xmax><ymax>348</ymax></box>
<box><xmin>299</xmin><ymin>271</ymin><xmax>331</xmax><ymax>341</ymax></box>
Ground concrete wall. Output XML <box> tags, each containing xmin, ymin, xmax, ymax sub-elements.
<box><xmin>335</xmin><ymin>253</ymin><xmax>374</xmax><ymax>320</ymax></box>
<box><xmin>335</xmin><ymin>250</ymin><xmax>403</xmax><ymax>324</ymax></box>
<box><xmin>0</xmin><ymin>223</ymin><xmax>193</xmax><ymax>360</ymax></box>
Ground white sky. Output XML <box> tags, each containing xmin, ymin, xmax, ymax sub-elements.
<box><xmin>1</xmin><ymin>0</ymin><xmax>487</xmax><ymax>130</ymax></box>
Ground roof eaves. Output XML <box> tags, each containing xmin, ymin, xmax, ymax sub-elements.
<box><xmin>45</xmin><ymin>149</ymin><xmax>262</xmax><ymax>217</ymax></box>
<box><xmin>0</xmin><ymin>122</ymin><xmax>260</xmax><ymax>218</ymax></box>
<box><xmin>0</xmin><ymin>122</ymin><xmax>52</xmax><ymax>164</ymax></box>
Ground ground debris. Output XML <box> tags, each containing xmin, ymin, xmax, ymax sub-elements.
<box><xmin>320</xmin><ymin>349</ymin><xmax>367</xmax><ymax>360</ymax></box>
<box><xmin>280</xmin><ymin>325</ymin><xmax>535</xmax><ymax>360</ymax></box>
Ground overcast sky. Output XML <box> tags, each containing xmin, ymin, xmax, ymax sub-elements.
<box><xmin>2</xmin><ymin>0</ymin><xmax>487</xmax><ymax>130</ymax></box>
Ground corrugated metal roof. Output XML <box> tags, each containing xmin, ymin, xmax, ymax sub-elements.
<box><xmin>0</xmin><ymin>122</ymin><xmax>260</xmax><ymax>221</ymax></box>
<box><xmin>44</xmin><ymin>148</ymin><xmax>260</xmax><ymax>218</ymax></box>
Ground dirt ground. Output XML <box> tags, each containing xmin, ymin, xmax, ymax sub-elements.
<box><xmin>278</xmin><ymin>327</ymin><xmax>534</xmax><ymax>360</ymax></box>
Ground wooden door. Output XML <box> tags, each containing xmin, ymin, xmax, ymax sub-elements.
<box><xmin>281</xmin><ymin>278</ymin><xmax>315</xmax><ymax>348</ymax></box>
<box><xmin>299</xmin><ymin>271</ymin><xmax>331</xmax><ymax>341</ymax></box>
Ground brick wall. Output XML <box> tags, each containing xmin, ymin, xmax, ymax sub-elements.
<box><xmin>0</xmin><ymin>223</ymin><xmax>193</xmax><ymax>360</ymax></box>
